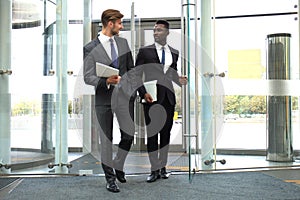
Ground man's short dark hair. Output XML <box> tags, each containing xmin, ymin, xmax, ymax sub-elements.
<box><xmin>155</xmin><ymin>20</ymin><xmax>169</xmax><ymax>30</ymax></box>
<box><xmin>101</xmin><ymin>9</ymin><xmax>124</xmax><ymax>27</ymax></box>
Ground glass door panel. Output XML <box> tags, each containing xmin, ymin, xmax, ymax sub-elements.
<box><xmin>212</xmin><ymin>1</ymin><xmax>300</xmax><ymax>170</ymax></box>
<box><xmin>10</xmin><ymin>23</ymin><xmax>56</xmax><ymax>173</ymax></box>
<box><xmin>9</xmin><ymin>0</ymin><xmax>80</xmax><ymax>174</ymax></box>
<box><xmin>67</xmin><ymin>20</ymin><xmax>97</xmax><ymax>174</ymax></box>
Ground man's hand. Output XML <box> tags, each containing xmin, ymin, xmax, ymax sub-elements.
<box><xmin>106</xmin><ymin>75</ymin><xmax>121</xmax><ymax>85</ymax></box>
<box><xmin>144</xmin><ymin>93</ymin><xmax>153</xmax><ymax>103</ymax></box>
<box><xmin>179</xmin><ymin>75</ymin><xmax>188</xmax><ymax>85</ymax></box>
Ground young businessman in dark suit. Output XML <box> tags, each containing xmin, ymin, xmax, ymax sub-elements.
<box><xmin>136</xmin><ymin>20</ymin><xmax>187</xmax><ymax>183</ymax></box>
<box><xmin>83</xmin><ymin>9</ymin><xmax>136</xmax><ymax>193</ymax></box>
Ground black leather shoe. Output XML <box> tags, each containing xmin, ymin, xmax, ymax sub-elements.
<box><xmin>115</xmin><ymin>170</ymin><xmax>126</xmax><ymax>183</ymax></box>
<box><xmin>160</xmin><ymin>167</ymin><xmax>171</xmax><ymax>179</ymax></box>
<box><xmin>106</xmin><ymin>181</ymin><xmax>120</xmax><ymax>193</ymax></box>
<box><xmin>146</xmin><ymin>170</ymin><xmax>160</xmax><ymax>183</ymax></box>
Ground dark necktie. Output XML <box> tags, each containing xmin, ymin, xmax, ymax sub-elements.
<box><xmin>109</xmin><ymin>38</ymin><xmax>118</xmax><ymax>68</ymax></box>
<box><xmin>161</xmin><ymin>46</ymin><xmax>165</xmax><ymax>65</ymax></box>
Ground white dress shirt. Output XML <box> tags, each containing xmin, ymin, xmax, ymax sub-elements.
<box><xmin>98</xmin><ymin>32</ymin><xmax>119</xmax><ymax>88</ymax></box>
<box><xmin>98</xmin><ymin>32</ymin><xmax>118</xmax><ymax>60</ymax></box>
<box><xmin>155</xmin><ymin>42</ymin><xmax>172</xmax><ymax>73</ymax></box>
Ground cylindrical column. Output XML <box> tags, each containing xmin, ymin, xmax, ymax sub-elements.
<box><xmin>55</xmin><ymin>0</ymin><xmax>69</xmax><ymax>173</ymax></box>
<box><xmin>200</xmin><ymin>0</ymin><xmax>214</xmax><ymax>169</ymax></box>
<box><xmin>0</xmin><ymin>0</ymin><xmax>12</xmax><ymax>174</ymax></box>
<box><xmin>82</xmin><ymin>0</ymin><xmax>92</xmax><ymax>153</ymax></box>
<box><xmin>266</xmin><ymin>33</ymin><xmax>293</xmax><ymax>162</ymax></box>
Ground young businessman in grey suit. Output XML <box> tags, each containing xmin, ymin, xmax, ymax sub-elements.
<box><xmin>83</xmin><ymin>9</ymin><xmax>136</xmax><ymax>193</ymax></box>
<box><xmin>136</xmin><ymin>20</ymin><xmax>187</xmax><ymax>183</ymax></box>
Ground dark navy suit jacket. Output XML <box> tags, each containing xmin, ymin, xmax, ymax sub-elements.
<box><xmin>136</xmin><ymin>44</ymin><xmax>181</xmax><ymax>106</ymax></box>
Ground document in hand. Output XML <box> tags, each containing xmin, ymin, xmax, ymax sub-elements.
<box><xmin>142</xmin><ymin>80</ymin><xmax>157</xmax><ymax>103</ymax></box>
<box><xmin>96</xmin><ymin>62</ymin><xmax>119</xmax><ymax>77</ymax></box>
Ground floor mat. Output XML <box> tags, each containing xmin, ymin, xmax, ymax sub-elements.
<box><xmin>0</xmin><ymin>178</ymin><xmax>19</xmax><ymax>190</ymax></box>
<box><xmin>3</xmin><ymin>172</ymin><xmax>300</xmax><ymax>200</ymax></box>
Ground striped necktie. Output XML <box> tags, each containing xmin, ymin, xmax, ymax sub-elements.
<box><xmin>109</xmin><ymin>38</ymin><xmax>118</xmax><ymax>68</ymax></box>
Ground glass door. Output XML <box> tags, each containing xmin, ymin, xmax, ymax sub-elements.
<box><xmin>8</xmin><ymin>0</ymin><xmax>84</xmax><ymax>174</ymax></box>
<box><xmin>8</xmin><ymin>0</ymin><xmax>56</xmax><ymax>174</ymax></box>
<box><xmin>213</xmin><ymin>0</ymin><xmax>300</xmax><ymax>170</ymax></box>
<box><xmin>183</xmin><ymin>0</ymin><xmax>300</xmax><ymax>178</ymax></box>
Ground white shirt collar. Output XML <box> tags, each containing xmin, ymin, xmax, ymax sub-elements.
<box><xmin>97</xmin><ymin>32</ymin><xmax>118</xmax><ymax>59</ymax></box>
<box><xmin>155</xmin><ymin>42</ymin><xmax>169</xmax><ymax>51</ymax></box>
<box><xmin>98</xmin><ymin>32</ymin><xmax>115</xmax><ymax>43</ymax></box>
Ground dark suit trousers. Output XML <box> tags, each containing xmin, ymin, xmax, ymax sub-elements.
<box><xmin>144</xmin><ymin>98</ymin><xmax>175</xmax><ymax>171</ymax></box>
<box><xmin>95</xmin><ymin>94</ymin><xmax>134</xmax><ymax>182</ymax></box>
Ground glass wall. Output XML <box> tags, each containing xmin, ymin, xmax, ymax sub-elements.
<box><xmin>0</xmin><ymin>0</ymin><xmax>300</xmax><ymax>176</ymax></box>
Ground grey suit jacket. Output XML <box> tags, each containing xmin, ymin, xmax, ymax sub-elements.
<box><xmin>83</xmin><ymin>36</ymin><xmax>134</xmax><ymax>106</ymax></box>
